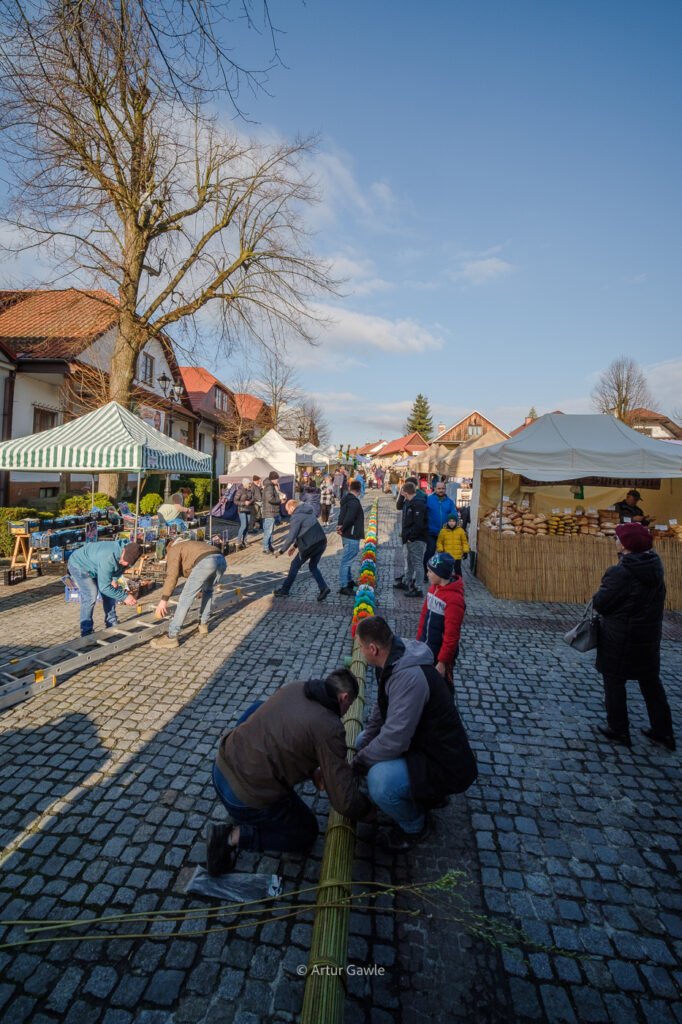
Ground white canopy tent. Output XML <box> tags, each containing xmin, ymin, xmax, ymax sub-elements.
<box><xmin>226</xmin><ymin>428</ymin><xmax>297</xmax><ymax>476</ymax></box>
<box><xmin>296</xmin><ymin>442</ymin><xmax>329</xmax><ymax>466</ymax></box>
<box><xmin>470</xmin><ymin>414</ymin><xmax>682</xmax><ymax>550</ymax></box>
<box><xmin>0</xmin><ymin>400</ymin><xmax>212</xmax><ymax>531</ymax></box>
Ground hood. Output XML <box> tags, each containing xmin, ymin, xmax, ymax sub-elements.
<box><xmin>412</xmin><ymin>493</ymin><xmax>427</xmax><ymax>506</ymax></box>
<box><xmin>293</xmin><ymin>503</ymin><xmax>317</xmax><ymax>523</ymax></box>
<box><xmin>388</xmin><ymin>636</ymin><xmax>435</xmax><ymax>670</ymax></box>
<box><xmin>434</xmin><ymin>577</ymin><xmax>465</xmax><ymax>595</ymax></box>
<box><xmin>304</xmin><ymin>677</ymin><xmax>340</xmax><ymax>714</ymax></box>
<box><xmin>620</xmin><ymin>549</ymin><xmax>664</xmax><ymax>585</ymax></box>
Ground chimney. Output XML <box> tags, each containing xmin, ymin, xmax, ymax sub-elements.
<box><xmin>524</xmin><ymin>416</ymin><xmax>532</xmax><ymax>425</ymax></box>
<box><xmin>437</xmin><ymin>423</ymin><xmax>446</xmax><ymax>435</ymax></box>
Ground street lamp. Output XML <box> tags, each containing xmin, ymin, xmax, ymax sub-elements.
<box><xmin>157</xmin><ymin>372</ymin><xmax>184</xmax><ymax>498</ymax></box>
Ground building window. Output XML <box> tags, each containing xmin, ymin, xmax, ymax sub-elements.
<box><xmin>197</xmin><ymin>432</ymin><xmax>204</xmax><ymax>451</ymax></box>
<box><xmin>467</xmin><ymin>424</ymin><xmax>483</xmax><ymax>437</ymax></box>
<box><xmin>39</xmin><ymin>487</ymin><xmax>59</xmax><ymax>498</ymax></box>
<box><xmin>215</xmin><ymin>388</ymin><xmax>228</xmax><ymax>412</ymax></box>
<box><xmin>33</xmin><ymin>407</ymin><xmax>58</xmax><ymax>433</ymax></box>
<box><xmin>138</xmin><ymin>351</ymin><xmax>155</xmax><ymax>385</ymax></box>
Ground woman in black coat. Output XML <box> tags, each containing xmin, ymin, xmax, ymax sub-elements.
<box><xmin>592</xmin><ymin>522</ymin><xmax>675</xmax><ymax>750</ymax></box>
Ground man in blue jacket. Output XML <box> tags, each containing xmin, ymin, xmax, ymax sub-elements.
<box><xmin>68</xmin><ymin>540</ymin><xmax>142</xmax><ymax>636</ymax></box>
<box><xmin>425</xmin><ymin>481</ymin><xmax>457</xmax><ymax>579</ymax></box>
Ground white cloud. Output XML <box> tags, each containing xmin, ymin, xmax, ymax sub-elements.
<box><xmin>328</xmin><ymin>252</ymin><xmax>393</xmax><ymax>297</ymax></box>
<box><xmin>452</xmin><ymin>256</ymin><xmax>516</xmax><ymax>287</ymax></box>
<box><xmin>315</xmin><ymin>304</ymin><xmax>444</xmax><ymax>354</ymax></box>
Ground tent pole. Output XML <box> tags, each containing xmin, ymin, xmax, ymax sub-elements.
<box><xmin>208</xmin><ymin>470</ymin><xmax>213</xmax><ymax>542</ymax></box>
<box><xmin>133</xmin><ymin>471</ymin><xmax>142</xmax><ymax>542</ymax></box>
<box><xmin>91</xmin><ymin>474</ymin><xmax>95</xmax><ymax>509</ymax></box>
<box><xmin>498</xmin><ymin>469</ymin><xmax>504</xmax><ymax>533</ymax></box>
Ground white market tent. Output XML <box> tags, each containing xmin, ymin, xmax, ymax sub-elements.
<box><xmin>226</xmin><ymin>428</ymin><xmax>297</xmax><ymax>476</ymax></box>
<box><xmin>470</xmin><ymin>413</ymin><xmax>682</xmax><ymax>550</ymax></box>
<box><xmin>296</xmin><ymin>442</ymin><xmax>329</xmax><ymax>467</ymax></box>
<box><xmin>0</xmin><ymin>400</ymin><xmax>212</xmax><ymax>529</ymax></box>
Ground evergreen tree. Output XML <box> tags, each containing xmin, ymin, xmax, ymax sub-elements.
<box><xmin>528</xmin><ymin>406</ymin><xmax>538</xmax><ymax>420</ymax></box>
<box><xmin>405</xmin><ymin>394</ymin><xmax>433</xmax><ymax>440</ymax></box>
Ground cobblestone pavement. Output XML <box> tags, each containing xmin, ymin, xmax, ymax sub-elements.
<box><xmin>1</xmin><ymin>493</ymin><xmax>681</xmax><ymax>1023</ymax></box>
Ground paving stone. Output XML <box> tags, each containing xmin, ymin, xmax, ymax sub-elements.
<box><xmin>144</xmin><ymin>970</ymin><xmax>185</xmax><ymax>1006</ymax></box>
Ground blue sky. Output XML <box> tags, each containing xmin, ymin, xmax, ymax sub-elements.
<box><xmin>211</xmin><ymin>0</ymin><xmax>682</xmax><ymax>444</ymax></box>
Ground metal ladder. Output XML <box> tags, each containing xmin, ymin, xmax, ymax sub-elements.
<box><xmin>0</xmin><ymin>570</ymin><xmax>282</xmax><ymax>712</ymax></box>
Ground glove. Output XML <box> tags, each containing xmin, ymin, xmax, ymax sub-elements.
<box><xmin>462</xmin><ymin>552</ymin><xmax>468</xmax><ymax>560</ymax></box>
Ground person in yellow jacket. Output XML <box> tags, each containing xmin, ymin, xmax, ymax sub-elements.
<box><xmin>436</xmin><ymin>513</ymin><xmax>469</xmax><ymax>576</ymax></box>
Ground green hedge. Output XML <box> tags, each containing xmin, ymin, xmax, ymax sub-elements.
<box><xmin>60</xmin><ymin>492</ymin><xmax>114</xmax><ymax>515</ymax></box>
<box><xmin>140</xmin><ymin>493</ymin><xmax>163</xmax><ymax>515</ymax></box>
<box><xmin>0</xmin><ymin>506</ymin><xmax>40</xmax><ymax>558</ymax></box>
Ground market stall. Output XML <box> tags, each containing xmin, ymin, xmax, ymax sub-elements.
<box><xmin>470</xmin><ymin>414</ymin><xmax>682</xmax><ymax>609</ymax></box>
<box><xmin>0</xmin><ymin>401</ymin><xmax>212</xmax><ymax>575</ymax></box>
<box><xmin>226</xmin><ymin>428</ymin><xmax>297</xmax><ymax>476</ymax></box>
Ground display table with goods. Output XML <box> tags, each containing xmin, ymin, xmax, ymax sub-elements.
<box><xmin>469</xmin><ymin>414</ymin><xmax>682</xmax><ymax>610</ymax></box>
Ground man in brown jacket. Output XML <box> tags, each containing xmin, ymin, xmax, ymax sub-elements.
<box><xmin>207</xmin><ymin>669</ymin><xmax>374</xmax><ymax>873</ymax></box>
<box><xmin>150</xmin><ymin>539</ymin><xmax>226</xmax><ymax>649</ymax></box>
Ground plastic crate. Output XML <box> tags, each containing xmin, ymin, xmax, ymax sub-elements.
<box><xmin>0</xmin><ymin>566</ymin><xmax>27</xmax><ymax>586</ymax></box>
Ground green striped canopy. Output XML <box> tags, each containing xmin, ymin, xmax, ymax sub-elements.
<box><xmin>0</xmin><ymin>401</ymin><xmax>212</xmax><ymax>474</ymax></box>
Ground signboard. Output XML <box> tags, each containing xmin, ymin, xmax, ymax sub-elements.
<box><xmin>139</xmin><ymin>405</ymin><xmax>164</xmax><ymax>433</ymax></box>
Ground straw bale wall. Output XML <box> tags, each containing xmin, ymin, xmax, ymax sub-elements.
<box><xmin>477</xmin><ymin>530</ymin><xmax>682</xmax><ymax>610</ymax></box>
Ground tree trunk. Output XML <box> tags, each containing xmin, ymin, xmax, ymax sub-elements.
<box><xmin>98</xmin><ymin>320</ymin><xmax>144</xmax><ymax>499</ymax></box>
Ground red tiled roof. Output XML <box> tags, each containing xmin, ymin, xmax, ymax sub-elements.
<box><xmin>629</xmin><ymin>407</ymin><xmax>671</xmax><ymax>423</ymax></box>
<box><xmin>0</xmin><ymin>288</ymin><xmax>118</xmax><ymax>359</ymax></box>
<box><xmin>356</xmin><ymin>439</ymin><xmax>387</xmax><ymax>455</ymax></box>
<box><xmin>233</xmin><ymin>392</ymin><xmax>266</xmax><ymax>421</ymax></box>
<box><xmin>377</xmin><ymin>431</ymin><xmax>429</xmax><ymax>456</ymax></box>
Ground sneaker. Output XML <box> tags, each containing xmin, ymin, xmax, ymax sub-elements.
<box><xmin>206</xmin><ymin>823</ymin><xmax>238</xmax><ymax>876</ymax></box>
<box><xmin>273</xmin><ymin>588</ymin><xmax>289</xmax><ymax>597</ymax></box>
<box><xmin>640</xmin><ymin>728</ymin><xmax>676</xmax><ymax>751</ymax></box>
<box><xmin>150</xmin><ymin>634</ymin><xmax>180</xmax><ymax>650</ymax></box>
<box><xmin>338</xmin><ymin>584</ymin><xmax>355</xmax><ymax>596</ymax></box>
<box><xmin>198</xmin><ymin>624</ymin><xmax>209</xmax><ymax>636</ymax></box>
<box><xmin>384</xmin><ymin>816</ymin><xmax>433</xmax><ymax>852</ymax></box>
<box><xmin>317</xmin><ymin>586</ymin><xmax>331</xmax><ymax>602</ymax></box>
<box><xmin>405</xmin><ymin>587</ymin><xmax>423</xmax><ymax>598</ymax></box>
<box><xmin>392</xmin><ymin>578</ymin><xmax>406</xmax><ymax>590</ymax></box>
<box><xmin>349</xmin><ymin>580</ymin><xmax>358</xmax><ymax>589</ymax></box>
<box><xmin>597</xmin><ymin>725</ymin><xmax>632</xmax><ymax>748</ymax></box>
<box><xmin>238</xmin><ymin>541</ymin><xmax>247</xmax><ymax>550</ymax></box>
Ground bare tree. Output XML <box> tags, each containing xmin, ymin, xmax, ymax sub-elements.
<box><xmin>669</xmin><ymin>405</ymin><xmax>682</xmax><ymax>428</ymax></box>
<box><xmin>222</xmin><ymin>363</ymin><xmax>256</xmax><ymax>451</ymax></box>
<box><xmin>289</xmin><ymin>398</ymin><xmax>331</xmax><ymax>447</ymax></box>
<box><xmin>0</xmin><ymin>0</ymin><xmax>334</xmax><ymax>491</ymax></box>
<box><xmin>253</xmin><ymin>347</ymin><xmax>301</xmax><ymax>433</ymax></box>
<box><xmin>592</xmin><ymin>357</ymin><xmax>654</xmax><ymax>424</ymax></box>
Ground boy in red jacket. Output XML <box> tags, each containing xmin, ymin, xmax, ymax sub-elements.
<box><xmin>416</xmin><ymin>552</ymin><xmax>465</xmax><ymax>692</ymax></box>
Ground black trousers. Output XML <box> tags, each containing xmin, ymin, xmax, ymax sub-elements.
<box><xmin>424</xmin><ymin>534</ymin><xmax>438</xmax><ymax>576</ymax></box>
<box><xmin>602</xmin><ymin>673</ymin><xmax>674</xmax><ymax>736</ymax></box>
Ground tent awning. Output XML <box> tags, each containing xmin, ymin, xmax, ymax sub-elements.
<box><xmin>0</xmin><ymin>400</ymin><xmax>212</xmax><ymax>474</ymax></box>
<box><xmin>474</xmin><ymin>414</ymin><xmax>682</xmax><ymax>480</ymax></box>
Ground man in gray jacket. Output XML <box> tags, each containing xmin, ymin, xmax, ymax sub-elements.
<box><xmin>354</xmin><ymin>615</ymin><xmax>477</xmax><ymax>851</ymax></box>
<box><xmin>273</xmin><ymin>499</ymin><xmax>330</xmax><ymax>601</ymax></box>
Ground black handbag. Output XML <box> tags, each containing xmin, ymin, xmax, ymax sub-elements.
<box><xmin>563</xmin><ymin>600</ymin><xmax>599</xmax><ymax>652</ymax></box>
<box><xmin>296</xmin><ymin>520</ymin><xmax>326</xmax><ymax>561</ymax></box>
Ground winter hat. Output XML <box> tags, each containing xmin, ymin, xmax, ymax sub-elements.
<box><xmin>446</xmin><ymin>514</ymin><xmax>458</xmax><ymax>527</ymax></box>
<box><xmin>427</xmin><ymin>552</ymin><xmax>456</xmax><ymax>580</ymax></box>
<box><xmin>122</xmin><ymin>542</ymin><xmax>142</xmax><ymax>565</ymax></box>
<box><xmin>615</xmin><ymin>522</ymin><xmax>652</xmax><ymax>553</ymax></box>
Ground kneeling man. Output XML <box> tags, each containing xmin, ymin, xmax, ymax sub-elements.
<box><xmin>354</xmin><ymin>615</ymin><xmax>477</xmax><ymax>851</ymax></box>
<box><xmin>207</xmin><ymin>669</ymin><xmax>374</xmax><ymax>874</ymax></box>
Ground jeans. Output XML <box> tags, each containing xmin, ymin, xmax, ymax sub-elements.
<box><xmin>237</xmin><ymin>512</ymin><xmax>250</xmax><ymax>543</ymax></box>
<box><xmin>211</xmin><ymin>701</ymin><xmax>318</xmax><ymax>853</ymax></box>
<box><xmin>339</xmin><ymin>537</ymin><xmax>360</xmax><ymax>586</ymax></box>
<box><xmin>602</xmin><ymin>673</ymin><xmax>674</xmax><ymax>737</ymax></box>
<box><xmin>366</xmin><ymin>758</ymin><xmax>425</xmax><ymax>834</ymax></box>
<box><xmin>262</xmin><ymin>517</ymin><xmax>275</xmax><ymax>552</ymax></box>
<box><xmin>168</xmin><ymin>554</ymin><xmax>226</xmax><ymax>638</ymax></box>
<box><xmin>424</xmin><ymin>534</ymin><xmax>438</xmax><ymax>576</ymax></box>
<box><xmin>406</xmin><ymin>540</ymin><xmax>426</xmax><ymax>588</ymax></box>
<box><xmin>70</xmin><ymin>570</ymin><xmax>119</xmax><ymax>636</ymax></box>
<box><xmin>391</xmin><ymin>484</ymin><xmax>397</xmax><ymax>496</ymax></box>
<box><xmin>280</xmin><ymin>549</ymin><xmax>327</xmax><ymax>595</ymax></box>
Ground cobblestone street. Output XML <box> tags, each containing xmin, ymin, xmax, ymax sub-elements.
<box><xmin>1</xmin><ymin>492</ymin><xmax>681</xmax><ymax>1023</ymax></box>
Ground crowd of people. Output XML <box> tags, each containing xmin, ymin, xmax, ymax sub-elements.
<box><xmin>63</xmin><ymin>463</ymin><xmax>676</xmax><ymax>870</ymax></box>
